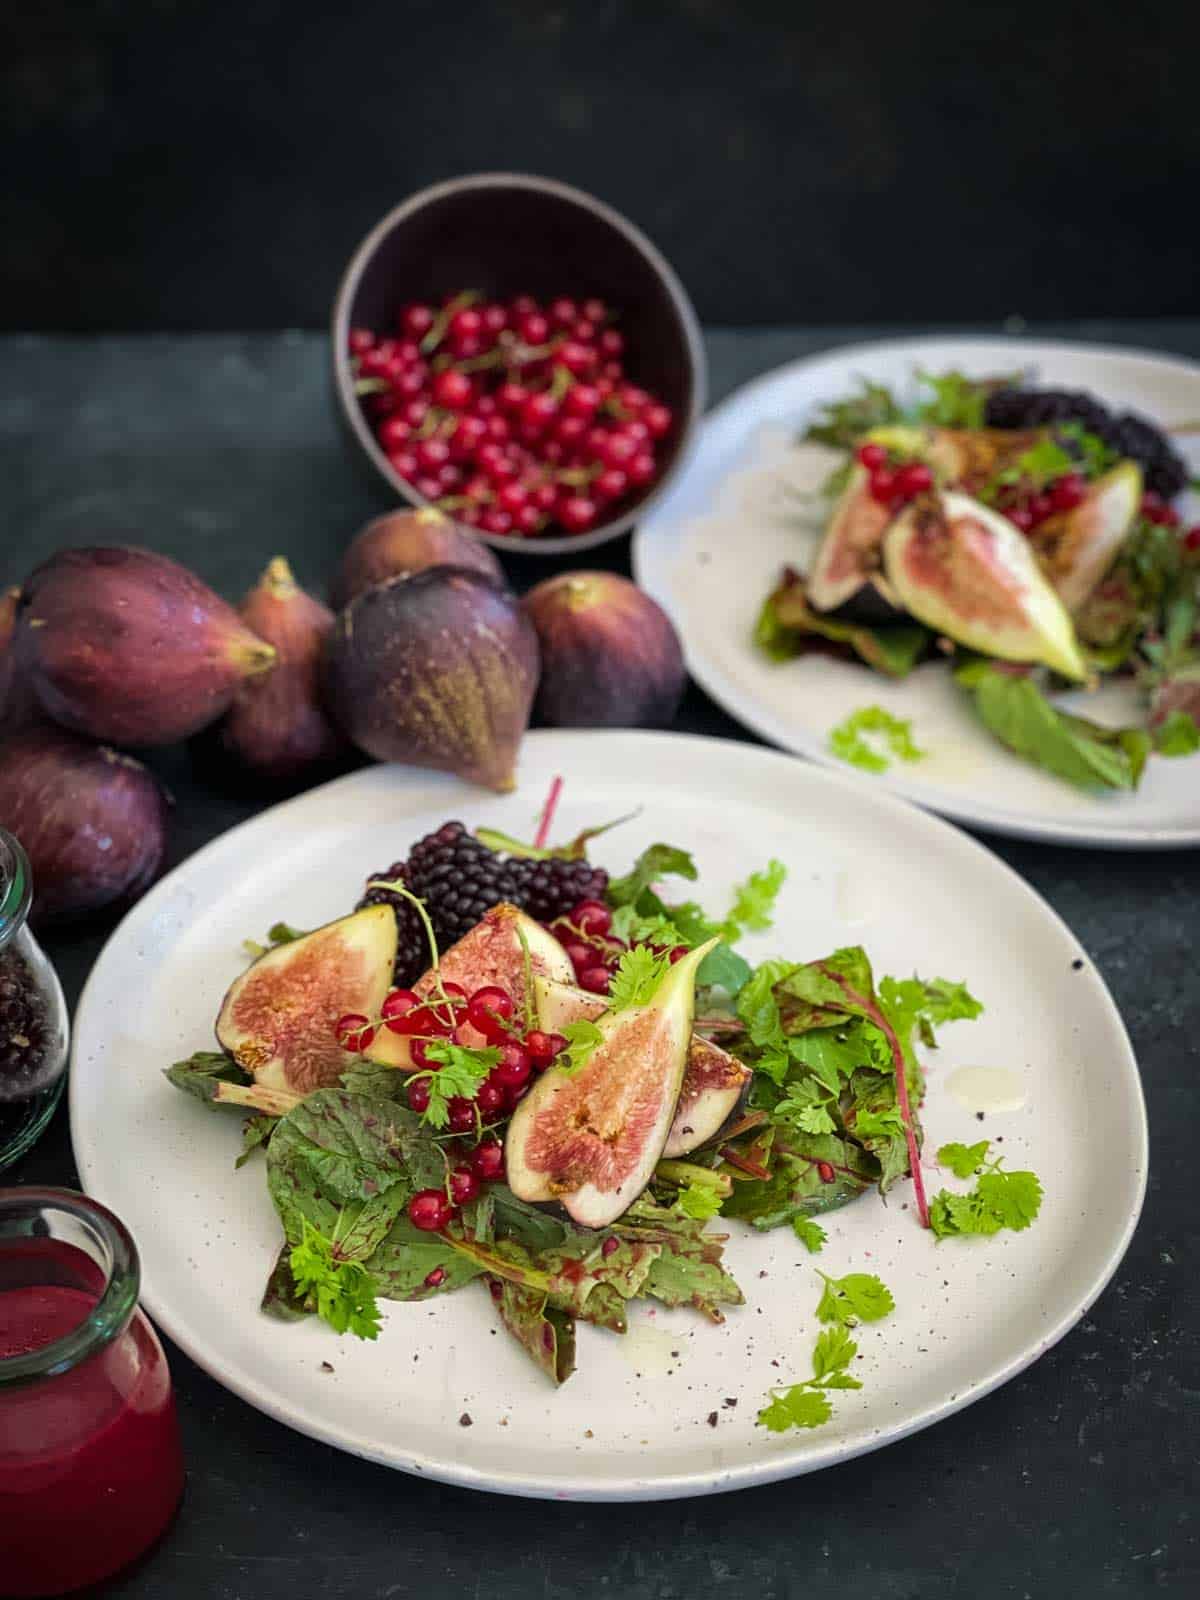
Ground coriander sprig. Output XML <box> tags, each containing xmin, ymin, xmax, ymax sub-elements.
<box><xmin>929</xmin><ymin>1141</ymin><xmax>1043</xmax><ymax>1238</ymax></box>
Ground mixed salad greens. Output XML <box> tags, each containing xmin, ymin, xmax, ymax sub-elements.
<box><xmin>756</xmin><ymin>368</ymin><xmax>1200</xmax><ymax>791</ymax></box>
<box><xmin>166</xmin><ymin>813</ymin><xmax>1041</xmax><ymax>1430</ymax></box>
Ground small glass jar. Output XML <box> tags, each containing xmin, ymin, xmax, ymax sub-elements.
<box><xmin>0</xmin><ymin>829</ymin><xmax>69</xmax><ymax>1171</ymax></box>
<box><xmin>0</xmin><ymin>1187</ymin><xmax>185</xmax><ymax>1596</ymax></box>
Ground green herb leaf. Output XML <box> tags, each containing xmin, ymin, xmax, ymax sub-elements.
<box><xmin>759</xmin><ymin>1386</ymin><xmax>833</xmax><ymax>1431</ymax></box>
<box><xmin>235</xmin><ymin>1113</ymin><xmax>277</xmax><ymax>1167</ymax></box>
<box><xmin>418</xmin><ymin>1041</ymin><xmax>499</xmax><ymax>1129</ymax></box>
<box><xmin>608</xmin><ymin>945</ymin><xmax>673</xmax><ymax>1011</ymax></box>
<box><xmin>812</xmin><ymin>1323</ymin><xmax>860</xmax><ymax>1379</ymax></box>
<box><xmin>803</xmin><ymin>380</ymin><xmax>904</xmax><ymax>450</ymax></box>
<box><xmin>719</xmin><ymin>859</ymin><xmax>787</xmax><ymax>941</ymax></box>
<box><xmin>1154</xmin><ymin>709</ymin><xmax>1200</xmax><ymax>757</ymax></box>
<box><xmin>289</xmin><ymin>1217</ymin><xmax>383</xmax><ymax>1341</ymax></box>
<box><xmin>829</xmin><ymin>706</ymin><xmax>926</xmax><ymax>774</ymax></box>
<box><xmin>695</xmin><ymin>942</ymin><xmax>752</xmax><ymax>996</ymax></box>
<box><xmin>929</xmin><ymin>1149</ymin><xmax>1043</xmax><ymax>1239</ymax></box>
<box><xmin>556</xmin><ymin>1018</ymin><xmax>605</xmax><ymax>1076</ymax></box>
<box><xmin>675</xmin><ymin>1182</ymin><xmax>725</xmax><ymax>1221</ymax></box>
<box><xmin>163</xmin><ymin>1050</ymin><xmax>248</xmax><ymax>1104</ymax></box>
<box><xmin>791</xmin><ymin>1217</ymin><xmax>827</xmax><ymax>1254</ymax></box>
<box><xmin>938</xmin><ymin>1139</ymin><xmax>991</xmax><ymax>1178</ymax></box>
<box><xmin>956</xmin><ymin>662</ymin><xmax>1150</xmax><ymax>791</ymax></box>
<box><xmin>815</xmin><ymin>1270</ymin><xmax>895</xmax><ymax>1326</ymax></box>
<box><xmin>607</xmin><ymin>843</ymin><xmax>698</xmax><ymax>908</ymax></box>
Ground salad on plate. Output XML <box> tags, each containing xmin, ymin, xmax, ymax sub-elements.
<box><xmin>755</xmin><ymin>370</ymin><xmax>1200</xmax><ymax>791</ymax></box>
<box><xmin>166</xmin><ymin>787</ymin><xmax>1041</xmax><ymax>1427</ymax></box>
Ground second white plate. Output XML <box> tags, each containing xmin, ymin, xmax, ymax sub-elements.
<box><xmin>634</xmin><ymin>335</ymin><xmax>1200</xmax><ymax>847</ymax></box>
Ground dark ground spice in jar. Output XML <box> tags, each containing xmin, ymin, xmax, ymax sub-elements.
<box><xmin>0</xmin><ymin>947</ymin><xmax>52</xmax><ymax>1104</ymax></box>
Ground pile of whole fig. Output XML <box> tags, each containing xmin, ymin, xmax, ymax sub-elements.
<box><xmin>0</xmin><ymin>511</ymin><xmax>685</xmax><ymax>925</ymax></box>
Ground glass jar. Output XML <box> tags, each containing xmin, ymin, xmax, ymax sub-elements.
<box><xmin>0</xmin><ymin>830</ymin><xmax>69</xmax><ymax>1171</ymax></box>
<box><xmin>0</xmin><ymin>1187</ymin><xmax>185</xmax><ymax>1596</ymax></box>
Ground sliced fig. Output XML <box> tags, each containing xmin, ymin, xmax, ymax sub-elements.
<box><xmin>1028</xmin><ymin>462</ymin><xmax>1142</xmax><ymax>612</ymax></box>
<box><xmin>216</xmin><ymin>905</ymin><xmax>396</xmax><ymax>1094</ymax></box>
<box><xmin>806</xmin><ymin>466</ymin><xmax>898</xmax><ymax>614</ymax></box>
<box><xmin>883</xmin><ymin>491</ymin><xmax>1088</xmax><ymax>681</ymax></box>
<box><xmin>506</xmin><ymin>939</ymin><xmax>717</xmax><ymax>1228</ymax></box>
<box><xmin>365</xmin><ymin>904</ymin><xmax>572</xmax><ymax>1068</ymax></box>
<box><xmin>534</xmin><ymin>977</ymin><xmax>751</xmax><ymax>1158</ymax></box>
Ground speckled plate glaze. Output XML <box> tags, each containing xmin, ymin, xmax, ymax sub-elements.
<box><xmin>633</xmin><ymin>336</ymin><xmax>1200</xmax><ymax>848</ymax></box>
<box><xmin>71</xmin><ymin>732</ymin><xmax>1146</xmax><ymax>1500</ymax></box>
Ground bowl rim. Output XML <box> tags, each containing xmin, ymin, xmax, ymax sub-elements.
<box><xmin>330</xmin><ymin>170</ymin><xmax>708</xmax><ymax>556</ymax></box>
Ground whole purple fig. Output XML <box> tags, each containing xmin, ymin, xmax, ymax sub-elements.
<box><xmin>0</xmin><ymin>726</ymin><xmax>170</xmax><ymax>923</ymax></box>
<box><xmin>331</xmin><ymin>509</ymin><xmax>504</xmax><ymax>610</ymax></box>
<box><xmin>220</xmin><ymin>557</ymin><xmax>344</xmax><ymax>782</ymax></box>
<box><xmin>522</xmin><ymin>571</ymin><xmax>685</xmax><ymax>728</ymax></box>
<box><xmin>323</xmin><ymin>567</ymin><xmax>539</xmax><ymax>792</ymax></box>
<box><xmin>0</xmin><ymin>586</ymin><xmax>39</xmax><ymax>734</ymax></box>
<box><xmin>19</xmin><ymin>546</ymin><xmax>277</xmax><ymax>747</ymax></box>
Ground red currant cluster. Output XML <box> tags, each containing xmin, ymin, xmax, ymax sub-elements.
<box><xmin>548</xmin><ymin>897</ymin><xmax>688</xmax><ymax>996</ymax></box>
<box><xmin>994</xmin><ymin>472</ymin><xmax>1087</xmax><ymax>533</ymax></box>
<box><xmin>349</xmin><ymin>292</ymin><xmax>675</xmax><ymax>539</ymax></box>
<box><xmin>857</xmin><ymin>442</ymin><xmax>934</xmax><ymax>508</ymax></box>
<box><xmin>1142</xmin><ymin>490</ymin><xmax>1200</xmax><ymax>551</ymax></box>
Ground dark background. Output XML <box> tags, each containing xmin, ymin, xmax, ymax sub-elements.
<box><xmin>5</xmin><ymin>0</ymin><xmax>1199</xmax><ymax>332</ymax></box>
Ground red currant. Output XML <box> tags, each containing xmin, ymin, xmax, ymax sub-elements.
<box><xmin>498</xmin><ymin>381</ymin><xmax>529</xmax><ymax>413</ymax></box>
<box><xmin>601</xmin><ymin>432</ymin><xmax>637</xmax><ymax>469</ymax></box>
<box><xmin>482</xmin><ymin>303</ymin><xmax>508</xmax><ymax>336</ymax></box>
<box><xmin>449</xmin><ymin>307</ymin><xmax>483</xmax><ymax>343</ymax></box>
<box><xmin>449</xmin><ymin>1165</ymin><xmax>480</xmax><ymax>1205</ymax></box>
<box><xmin>599</xmin><ymin>328</ymin><xmax>624</xmax><ymax>358</ymax></box>
<box><xmin>378</xmin><ymin>416</ymin><xmax>411</xmax><ymax>452</ymax></box>
<box><xmin>593</xmin><ymin>468</ymin><xmax>627</xmax><ymax>502</ymax></box>
<box><xmin>856</xmin><ymin>441</ymin><xmax>887</xmax><ymax>470</ymax></box>
<box><xmin>521</xmin><ymin>392</ymin><xmax>559</xmax><ymax>433</ymax></box>
<box><xmin>1185</xmin><ymin>525</ymin><xmax>1200</xmax><ymax>553</ymax></box>
<box><xmin>432</xmin><ymin>369</ymin><xmax>474</xmax><ymax>410</ymax></box>
<box><xmin>627</xmin><ymin>452</ymin><xmax>657</xmax><ymax>486</ymax></box>
<box><xmin>523</xmin><ymin>1030</ymin><xmax>558</xmax><ymax>1063</ymax></box>
<box><xmin>416</xmin><ymin>437</ymin><xmax>451</xmax><ymax>472</ymax></box>
<box><xmin>555</xmin><ymin>415</ymin><xmax>588</xmax><ymax>451</ymax></box>
<box><xmin>480</xmin><ymin>507</ymin><xmax>513</xmax><ymax>535</ymax></box>
<box><xmin>471</xmin><ymin>1139</ymin><xmax>505</xmax><ymax>1182</ymax></box>
<box><xmin>406</xmin><ymin>1076</ymin><xmax>431</xmax><ymax>1113</ymax></box>
<box><xmin>475</xmin><ymin>1079</ymin><xmax>506</xmax><ymax>1117</ymax></box>
<box><xmin>447</xmin><ymin>1097</ymin><xmax>477</xmax><ymax>1134</ymax></box>
<box><xmin>381</xmin><ymin>988</ymin><xmax>420</xmax><ymax>1033</ymax></box>
<box><xmin>582</xmin><ymin>297</ymin><xmax>607</xmax><ymax>324</ymax></box>
<box><xmin>549</xmin><ymin>296</ymin><xmax>578</xmax><ymax>327</ymax></box>
<box><xmin>401</xmin><ymin>304</ymin><xmax>435</xmax><ymax>340</ymax></box>
<box><xmin>1028</xmin><ymin>492</ymin><xmax>1054</xmax><ymax>525</ymax></box>
<box><xmin>894</xmin><ymin>461</ymin><xmax>933</xmax><ymax>500</ymax></box>
<box><xmin>564</xmin><ymin>383</ymin><xmax>600</xmax><ymax>420</ymax></box>
<box><xmin>389</xmin><ymin>450</ymin><xmax>418</xmax><ymax>481</ymax></box>
<box><xmin>1007</xmin><ymin>506</ymin><xmax>1035</xmax><ymax>533</ymax></box>
<box><xmin>556</xmin><ymin>340</ymin><xmax>594</xmax><ymax>375</ymax></box>
<box><xmin>868</xmin><ymin>467</ymin><xmax>897</xmax><ymax>504</ymax></box>
<box><xmin>515</xmin><ymin>504</ymin><xmax>542</xmax><ymax>535</ymax></box>
<box><xmin>349</xmin><ymin>327</ymin><xmax>374</xmax><ymax>355</ymax></box>
<box><xmin>334</xmin><ymin>1013</ymin><xmax>374</xmax><ymax>1052</ymax></box>
<box><xmin>571</xmin><ymin>899</ymin><xmax>612</xmax><ymax>935</ymax></box>
<box><xmin>467</xmin><ymin>986</ymin><xmax>515</xmax><ymax>1041</ymax></box>
<box><xmin>518</xmin><ymin>311</ymin><xmax>550</xmax><ymax>346</ymax></box>
<box><xmin>408</xmin><ymin>1189</ymin><xmax>452</xmax><ymax>1231</ymax></box>
<box><xmin>1050</xmin><ymin>473</ymin><xmax>1086</xmax><ymax>513</ymax></box>
<box><xmin>558</xmin><ymin>495</ymin><xmax>598</xmax><ymax>533</ymax></box>
<box><xmin>493</xmin><ymin>1042</ymin><xmax>532</xmax><ymax>1090</ymax></box>
<box><xmin>578</xmin><ymin>965</ymin><xmax>612</xmax><ymax>994</ymax></box>
<box><xmin>643</xmin><ymin>404</ymin><xmax>673</xmax><ymax>439</ymax></box>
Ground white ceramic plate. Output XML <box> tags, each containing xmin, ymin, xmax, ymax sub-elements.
<box><xmin>633</xmin><ymin>336</ymin><xmax>1200</xmax><ymax>847</ymax></box>
<box><xmin>71</xmin><ymin>731</ymin><xmax>1146</xmax><ymax>1500</ymax></box>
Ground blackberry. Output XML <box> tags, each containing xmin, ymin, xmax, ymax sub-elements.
<box><xmin>516</xmin><ymin>856</ymin><xmax>609</xmax><ymax>923</ymax></box>
<box><xmin>356</xmin><ymin>862</ymin><xmax>430</xmax><ymax>989</ymax></box>
<box><xmin>359</xmin><ymin>821</ymin><xmax>611</xmax><ymax>970</ymax></box>
<box><xmin>984</xmin><ymin>386</ymin><xmax>1188</xmax><ymax>501</ymax></box>
<box><xmin>0</xmin><ymin>950</ymin><xmax>53</xmax><ymax>1103</ymax></box>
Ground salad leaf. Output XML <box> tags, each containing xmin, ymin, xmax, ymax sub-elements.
<box><xmin>235</xmin><ymin>1113</ymin><xmax>277</xmax><ymax>1167</ymax></box>
<box><xmin>267</xmin><ymin>1091</ymin><xmax>418</xmax><ymax>1215</ymax></box>
<box><xmin>488</xmin><ymin>1277</ymin><xmax>576</xmax><ymax>1384</ymax></box>
<box><xmin>829</xmin><ymin>706</ymin><xmax>926</xmax><ymax>773</ymax></box>
<box><xmin>695</xmin><ymin>942</ymin><xmax>752</xmax><ymax>996</ymax></box>
<box><xmin>1154</xmin><ymin>708</ymin><xmax>1200</xmax><ymax>756</ymax></box>
<box><xmin>614</xmin><ymin>1197</ymin><xmax>743</xmax><ymax>1321</ymax></box>
<box><xmin>368</xmin><ymin>1216</ymin><xmax>490</xmax><ymax>1301</ymax></box>
<box><xmin>719</xmin><ymin>859</ymin><xmax>788</xmax><ymax>941</ymax></box>
<box><xmin>759</xmin><ymin>1386</ymin><xmax>834</xmax><ymax>1431</ymax></box>
<box><xmin>955</xmin><ymin>661</ymin><xmax>1151</xmax><ymax>791</ymax></box>
<box><xmin>803</xmin><ymin>379</ymin><xmax>904</xmax><ymax>450</ymax></box>
<box><xmin>938</xmin><ymin>1139</ymin><xmax>990</xmax><ymax>1178</ymax></box>
<box><xmin>759</xmin><ymin>579</ymin><xmax>929</xmax><ymax>679</ymax></box>
<box><xmin>607</xmin><ymin>843</ymin><xmax>698</xmax><ymax>908</ymax></box>
<box><xmin>163</xmin><ymin>1050</ymin><xmax>248</xmax><ymax>1104</ymax></box>
<box><xmin>792</xmin><ymin>1217</ymin><xmax>827</xmax><ymax>1254</ymax></box>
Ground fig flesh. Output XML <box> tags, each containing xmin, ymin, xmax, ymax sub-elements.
<box><xmin>19</xmin><ymin>546</ymin><xmax>277</xmax><ymax>746</ymax></box>
<box><xmin>806</xmin><ymin>466</ymin><xmax>899</xmax><ymax>614</ymax></box>
<box><xmin>323</xmin><ymin>568</ymin><xmax>539</xmax><ymax>792</ymax></box>
<box><xmin>216</xmin><ymin>905</ymin><xmax>396</xmax><ymax>1094</ymax></box>
<box><xmin>506</xmin><ymin>939</ymin><xmax>717</xmax><ymax>1228</ymax></box>
<box><xmin>331</xmin><ymin>509</ymin><xmax>504</xmax><ymax>609</ymax></box>
<box><xmin>883</xmin><ymin>491</ymin><xmax>1088</xmax><ymax>681</ymax></box>
<box><xmin>521</xmin><ymin>572</ymin><xmax>685</xmax><ymax>728</ymax></box>
<box><xmin>220</xmin><ymin>557</ymin><xmax>345</xmax><ymax>781</ymax></box>
<box><xmin>1028</xmin><ymin>462</ymin><xmax>1142</xmax><ymax>612</ymax></box>
<box><xmin>0</xmin><ymin>726</ymin><xmax>169</xmax><ymax>923</ymax></box>
<box><xmin>366</xmin><ymin>904</ymin><xmax>572</xmax><ymax>1068</ymax></box>
<box><xmin>534</xmin><ymin>976</ymin><xmax>751</xmax><ymax>1158</ymax></box>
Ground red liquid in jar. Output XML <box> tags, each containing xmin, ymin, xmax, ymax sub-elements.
<box><xmin>0</xmin><ymin>1239</ymin><xmax>184</xmax><ymax>1597</ymax></box>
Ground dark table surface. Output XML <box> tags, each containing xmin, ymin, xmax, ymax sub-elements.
<box><xmin>5</xmin><ymin>322</ymin><xmax>1198</xmax><ymax>1598</ymax></box>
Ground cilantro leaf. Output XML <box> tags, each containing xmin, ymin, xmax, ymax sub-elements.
<box><xmin>556</xmin><ymin>1018</ymin><xmax>604</xmax><ymax>1076</ymax></box>
<box><xmin>815</xmin><ymin>1270</ymin><xmax>895</xmax><ymax>1327</ymax></box>
<box><xmin>758</xmin><ymin>1387</ymin><xmax>833</xmax><ymax>1431</ymax></box>
<box><xmin>774</xmin><ymin>1078</ymin><xmax>837</xmax><ymax>1136</ymax></box>
<box><xmin>289</xmin><ymin>1217</ymin><xmax>383</xmax><ymax>1341</ymax></box>
<box><xmin>938</xmin><ymin>1139</ymin><xmax>991</xmax><ymax>1178</ymax></box>
<box><xmin>1154</xmin><ymin>709</ymin><xmax>1200</xmax><ymax>757</ymax></box>
<box><xmin>976</xmin><ymin>1169</ymin><xmax>1044</xmax><ymax>1232</ymax></box>
<box><xmin>719</xmin><ymin>859</ymin><xmax>787</xmax><ymax>941</ymax></box>
<box><xmin>417</xmin><ymin>1041</ymin><xmax>498</xmax><ymax>1129</ymax></box>
<box><xmin>792</xmin><ymin>1217</ymin><xmax>827</xmax><ymax>1254</ymax></box>
<box><xmin>811</xmin><ymin>1323</ymin><xmax>859</xmax><ymax>1379</ymax></box>
<box><xmin>608</xmin><ymin>945</ymin><xmax>673</xmax><ymax>1011</ymax></box>
<box><xmin>675</xmin><ymin>1182</ymin><xmax>724</xmax><ymax>1221</ymax></box>
<box><xmin>829</xmin><ymin>706</ymin><xmax>926</xmax><ymax>774</ymax></box>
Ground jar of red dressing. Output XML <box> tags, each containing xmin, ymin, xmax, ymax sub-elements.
<box><xmin>0</xmin><ymin>1188</ymin><xmax>185</xmax><ymax>1596</ymax></box>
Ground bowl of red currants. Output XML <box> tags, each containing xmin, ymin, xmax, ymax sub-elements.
<box><xmin>332</xmin><ymin>173</ymin><xmax>706</xmax><ymax>553</ymax></box>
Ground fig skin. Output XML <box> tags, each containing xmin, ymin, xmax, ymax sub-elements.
<box><xmin>324</xmin><ymin>567</ymin><xmax>539</xmax><ymax>792</ymax></box>
<box><xmin>0</xmin><ymin>586</ymin><xmax>40</xmax><ymax>734</ymax></box>
<box><xmin>19</xmin><ymin>546</ymin><xmax>277</xmax><ymax>747</ymax></box>
<box><xmin>522</xmin><ymin>571</ymin><xmax>685</xmax><ymax>729</ymax></box>
<box><xmin>331</xmin><ymin>509</ymin><xmax>505</xmax><ymax>610</ymax></box>
<box><xmin>220</xmin><ymin>556</ymin><xmax>345</xmax><ymax>782</ymax></box>
<box><xmin>0</xmin><ymin>725</ymin><xmax>170</xmax><ymax>924</ymax></box>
